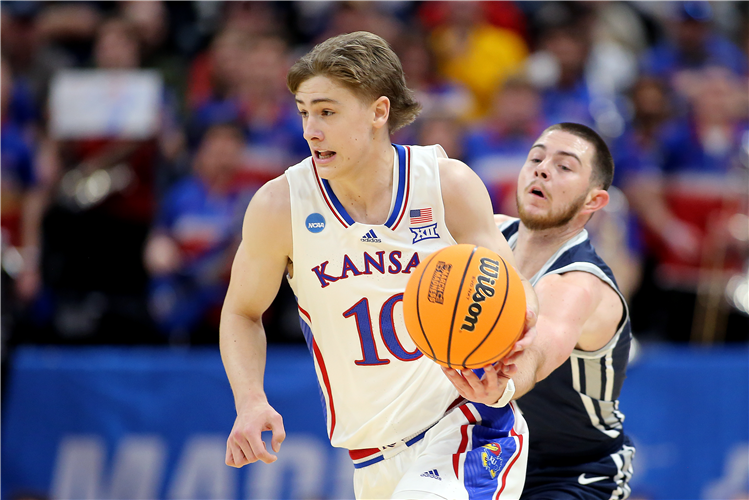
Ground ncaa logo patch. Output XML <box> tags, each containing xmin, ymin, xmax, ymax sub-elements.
<box><xmin>306</xmin><ymin>213</ymin><xmax>326</xmax><ymax>233</ymax></box>
<box><xmin>410</xmin><ymin>223</ymin><xmax>439</xmax><ymax>244</ymax></box>
<box><xmin>480</xmin><ymin>443</ymin><xmax>504</xmax><ymax>479</ymax></box>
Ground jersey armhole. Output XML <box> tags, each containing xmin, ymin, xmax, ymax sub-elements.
<box><xmin>433</xmin><ymin>153</ymin><xmax>459</xmax><ymax>246</ymax></box>
<box><xmin>433</xmin><ymin>144</ymin><xmax>448</xmax><ymax>159</ymax></box>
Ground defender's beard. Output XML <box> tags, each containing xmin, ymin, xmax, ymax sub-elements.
<box><xmin>516</xmin><ymin>190</ymin><xmax>587</xmax><ymax>230</ymax></box>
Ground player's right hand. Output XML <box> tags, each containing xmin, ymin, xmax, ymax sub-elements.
<box><xmin>500</xmin><ymin>309</ymin><xmax>537</xmax><ymax>376</ymax></box>
<box><xmin>226</xmin><ymin>400</ymin><xmax>286</xmax><ymax>467</ymax></box>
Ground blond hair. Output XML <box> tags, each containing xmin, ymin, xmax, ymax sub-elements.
<box><xmin>287</xmin><ymin>31</ymin><xmax>421</xmax><ymax>133</ymax></box>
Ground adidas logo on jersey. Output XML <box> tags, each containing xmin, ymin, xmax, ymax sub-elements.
<box><xmin>420</xmin><ymin>469</ymin><xmax>441</xmax><ymax>480</ymax></box>
<box><xmin>361</xmin><ymin>230</ymin><xmax>381</xmax><ymax>243</ymax></box>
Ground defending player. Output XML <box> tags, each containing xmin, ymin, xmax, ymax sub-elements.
<box><xmin>444</xmin><ymin>123</ymin><xmax>635</xmax><ymax>498</ymax></box>
<box><xmin>220</xmin><ymin>32</ymin><xmax>538</xmax><ymax>499</ymax></box>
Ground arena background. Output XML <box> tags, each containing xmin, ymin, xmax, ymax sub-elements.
<box><xmin>1</xmin><ymin>1</ymin><xmax>747</xmax><ymax>499</ymax></box>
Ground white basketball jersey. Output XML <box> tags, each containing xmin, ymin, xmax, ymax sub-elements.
<box><xmin>286</xmin><ymin>144</ymin><xmax>460</xmax><ymax>450</ymax></box>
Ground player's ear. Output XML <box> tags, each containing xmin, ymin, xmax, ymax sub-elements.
<box><xmin>372</xmin><ymin>96</ymin><xmax>390</xmax><ymax>130</ymax></box>
<box><xmin>582</xmin><ymin>188</ymin><xmax>609</xmax><ymax>215</ymax></box>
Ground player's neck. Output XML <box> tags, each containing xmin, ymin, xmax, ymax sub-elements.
<box><xmin>327</xmin><ymin>140</ymin><xmax>395</xmax><ymax>225</ymax></box>
<box><xmin>513</xmin><ymin>221</ymin><xmax>585</xmax><ymax>279</ymax></box>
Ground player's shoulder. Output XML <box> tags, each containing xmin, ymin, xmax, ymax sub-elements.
<box><xmin>537</xmin><ymin>270</ymin><xmax>600</xmax><ymax>289</ymax></box>
<box><xmin>536</xmin><ymin>269</ymin><xmax>614</xmax><ymax>305</ymax></box>
<box><xmin>405</xmin><ymin>143</ymin><xmax>448</xmax><ymax>158</ymax></box>
<box><xmin>243</xmin><ymin>174</ymin><xmax>292</xmax><ymax>234</ymax></box>
<box><xmin>437</xmin><ymin>156</ymin><xmax>482</xmax><ymax>187</ymax></box>
<box><xmin>438</xmin><ymin>156</ymin><xmax>489</xmax><ymax>215</ymax></box>
<box><xmin>242</xmin><ymin>174</ymin><xmax>293</xmax><ymax>253</ymax></box>
<box><xmin>250</xmin><ymin>174</ymin><xmax>291</xmax><ymax>211</ymax></box>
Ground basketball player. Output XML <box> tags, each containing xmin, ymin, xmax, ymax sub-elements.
<box><xmin>444</xmin><ymin>123</ymin><xmax>635</xmax><ymax>498</ymax></box>
<box><xmin>220</xmin><ymin>32</ymin><xmax>539</xmax><ymax>499</ymax></box>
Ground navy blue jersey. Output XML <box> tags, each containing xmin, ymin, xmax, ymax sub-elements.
<box><xmin>501</xmin><ymin>219</ymin><xmax>632</xmax><ymax>465</ymax></box>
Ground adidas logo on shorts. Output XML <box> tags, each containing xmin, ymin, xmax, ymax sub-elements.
<box><xmin>420</xmin><ymin>469</ymin><xmax>441</xmax><ymax>480</ymax></box>
<box><xmin>361</xmin><ymin>230</ymin><xmax>381</xmax><ymax>243</ymax></box>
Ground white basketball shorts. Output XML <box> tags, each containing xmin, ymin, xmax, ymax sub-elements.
<box><xmin>352</xmin><ymin>401</ymin><xmax>528</xmax><ymax>500</ymax></box>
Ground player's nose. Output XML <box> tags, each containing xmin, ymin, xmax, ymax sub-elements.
<box><xmin>533</xmin><ymin>160</ymin><xmax>550</xmax><ymax>179</ymax></box>
<box><xmin>303</xmin><ymin>118</ymin><xmax>323</xmax><ymax>142</ymax></box>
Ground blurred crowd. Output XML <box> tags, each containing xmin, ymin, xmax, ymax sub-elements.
<box><xmin>1</xmin><ymin>1</ymin><xmax>748</xmax><ymax>355</ymax></box>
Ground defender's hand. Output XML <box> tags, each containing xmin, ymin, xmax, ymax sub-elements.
<box><xmin>501</xmin><ymin>309</ymin><xmax>537</xmax><ymax>376</ymax></box>
<box><xmin>226</xmin><ymin>400</ymin><xmax>286</xmax><ymax>467</ymax></box>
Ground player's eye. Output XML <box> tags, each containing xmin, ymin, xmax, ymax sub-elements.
<box><xmin>297</xmin><ymin>110</ymin><xmax>308</xmax><ymax>118</ymax></box>
<box><xmin>322</xmin><ymin>109</ymin><xmax>334</xmax><ymax>116</ymax></box>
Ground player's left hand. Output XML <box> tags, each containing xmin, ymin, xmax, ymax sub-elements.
<box><xmin>440</xmin><ymin>363</ymin><xmax>510</xmax><ymax>406</ymax></box>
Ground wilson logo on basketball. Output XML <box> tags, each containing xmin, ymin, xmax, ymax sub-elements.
<box><xmin>427</xmin><ymin>261</ymin><xmax>452</xmax><ymax>304</ymax></box>
<box><xmin>460</xmin><ymin>258</ymin><xmax>499</xmax><ymax>332</ymax></box>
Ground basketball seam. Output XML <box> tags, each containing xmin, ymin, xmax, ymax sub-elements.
<box><xmin>447</xmin><ymin>245</ymin><xmax>478</xmax><ymax>369</ymax></box>
<box><xmin>462</xmin><ymin>257</ymin><xmax>511</xmax><ymax>368</ymax></box>
<box><xmin>415</xmin><ymin>251</ymin><xmax>441</xmax><ymax>363</ymax></box>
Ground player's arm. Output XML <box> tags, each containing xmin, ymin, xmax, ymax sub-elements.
<box><xmin>439</xmin><ymin>158</ymin><xmax>538</xmax><ymax>337</ymax></box>
<box><xmin>507</xmin><ymin>271</ymin><xmax>612</xmax><ymax>399</ymax></box>
<box><xmin>493</xmin><ymin>213</ymin><xmax>514</xmax><ymax>227</ymax></box>
<box><xmin>438</xmin><ymin>158</ymin><xmax>538</xmax><ymax>406</ymax></box>
<box><xmin>220</xmin><ymin>175</ymin><xmax>292</xmax><ymax>467</ymax></box>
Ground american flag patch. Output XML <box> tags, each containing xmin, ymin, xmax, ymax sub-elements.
<box><xmin>410</xmin><ymin>208</ymin><xmax>433</xmax><ymax>224</ymax></box>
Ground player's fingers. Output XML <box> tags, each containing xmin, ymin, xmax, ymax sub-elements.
<box><xmin>500</xmin><ymin>363</ymin><xmax>518</xmax><ymax>377</ymax></box>
<box><xmin>441</xmin><ymin>366</ymin><xmax>471</xmax><ymax>396</ymax></box>
<box><xmin>510</xmin><ymin>310</ymin><xmax>537</xmax><ymax>355</ymax></box>
<box><xmin>237</xmin><ymin>436</ymin><xmax>257</xmax><ymax>465</ymax></box>
<box><xmin>461</xmin><ymin>369</ymin><xmax>483</xmax><ymax>390</ymax></box>
<box><xmin>270</xmin><ymin>419</ymin><xmax>286</xmax><ymax>453</ymax></box>
<box><xmin>482</xmin><ymin>364</ymin><xmax>500</xmax><ymax>392</ymax></box>
<box><xmin>503</xmin><ymin>349</ymin><xmax>522</xmax><ymax>364</ymax></box>
<box><xmin>519</xmin><ymin>325</ymin><xmax>538</xmax><ymax>348</ymax></box>
<box><xmin>233</xmin><ymin>445</ymin><xmax>250</xmax><ymax>468</ymax></box>
<box><xmin>248</xmin><ymin>432</ymin><xmax>276</xmax><ymax>464</ymax></box>
<box><xmin>525</xmin><ymin>308</ymin><xmax>538</xmax><ymax>329</ymax></box>
<box><xmin>510</xmin><ymin>326</ymin><xmax>537</xmax><ymax>357</ymax></box>
<box><xmin>226</xmin><ymin>441</ymin><xmax>248</xmax><ymax>468</ymax></box>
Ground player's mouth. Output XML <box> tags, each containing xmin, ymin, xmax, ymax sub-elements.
<box><xmin>315</xmin><ymin>150</ymin><xmax>337</xmax><ymax>161</ymax></box>
<box><xmin>529</xmin><ymin>185</ymin><xmax>547</xmax><ymax>199</ymax></box>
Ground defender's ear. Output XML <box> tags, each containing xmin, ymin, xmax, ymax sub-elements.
<box><xmin>582</xmin><ymin>188</ymin><xmax>609</xmax><ymax>215</ymax></box>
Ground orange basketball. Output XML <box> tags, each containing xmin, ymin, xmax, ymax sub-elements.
<box><xmin>403</xmin><ymin>244</ymin><xmax>526</xmax><ymax>369</ymax></box>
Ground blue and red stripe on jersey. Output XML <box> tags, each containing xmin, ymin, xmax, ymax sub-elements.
<box><xmin>312</xmin><ymin>144</ymin><xmax>411</xmax><ymax>230</ymax></box>
<box><xmin>298</xmin><ymin>304</ymin><xmax>337</xmax><ymax>439</ymax></box>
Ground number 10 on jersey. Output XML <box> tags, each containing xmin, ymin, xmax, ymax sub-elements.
<box><xmin>343</xmin><ymin>293</ymin><xmax>423</xmax><ymax>366</ymax></box>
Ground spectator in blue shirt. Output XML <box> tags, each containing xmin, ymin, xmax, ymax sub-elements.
<box><xmin>1</xmin><ymin>56</ymin><xmax>46</xmax><ymax>304</ymax></box>
<box><xmin>144</xmin><ymin>123</ymin><xmax>251</xmax><ymax>344</ymax></box>
<box><xmin>189</xmin><ymin>34</ymin><xmax>307</xmax><ymax>193</ymax></box>
<box><xmin>463</xmin><ymin>77</ymin><xmax>548</xmax><ymax>214</ymax></box>
<box><xmin>623</xmin><ymin>66</ymin><xmax>748</xmax><ymax>342</ymax></box>
<box><xmin>640</xmin><ymin>1</ymin><xmax>747</xmax><ymax>111</ymax></box>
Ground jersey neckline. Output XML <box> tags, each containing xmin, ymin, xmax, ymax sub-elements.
<box><xmin>312</xmin><ymin>144</ymin><xmax>411</xmax><ymax>230</ymax></box>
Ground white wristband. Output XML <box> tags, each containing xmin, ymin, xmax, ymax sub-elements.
<box><xmin>487</xmin><ymin>379</ymin><xmax>515</xmax><ymax>408</ymax></box>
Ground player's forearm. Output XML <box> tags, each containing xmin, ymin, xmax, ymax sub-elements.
<box><xmin>511</xmin><ymin>318</ymin><xmax>576</xmax><ymax>399</ymax></box>
<box><xmin>509</xmin><ymin>347</ymin><xmax>543</xmax><ymax>400</ymax></box>
<box><xmin>220</xmin><ymin>311</ymin><xmax>270</xmax><ymax>411</ymax></box>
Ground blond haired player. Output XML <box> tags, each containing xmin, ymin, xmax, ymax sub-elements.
<box><xmin>219</xmin><ymin>31</ymin><xmax>538</xmax><ymax>499</ymax></box>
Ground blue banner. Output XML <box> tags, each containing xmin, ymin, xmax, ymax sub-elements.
<box><xmin>2</xmin><ymin>346</ymin><xmax>354</xmax><ymax>500</ymax></box>
<box><xmin>2</xmin><ymin>344</ymin><xmax>748</xmax><ymax>499</ymax></box>
<box><xmin>619</xmin><ymin>344</ymin><xmax>749</xmax><ymax>499</ymax></box>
